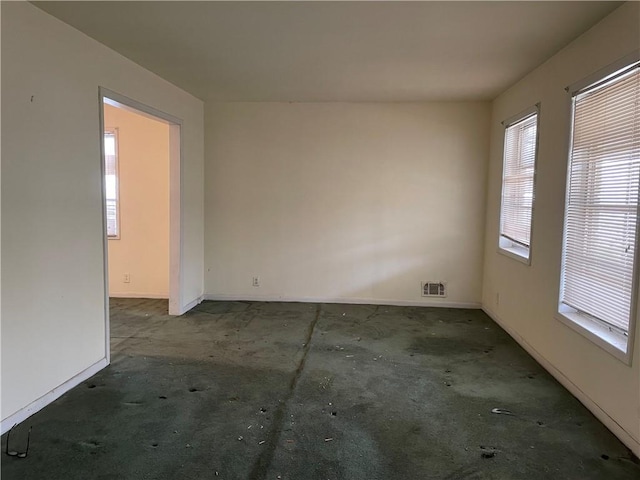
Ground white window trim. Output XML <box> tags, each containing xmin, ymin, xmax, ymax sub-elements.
<box><xmin>555</xmin><ymin>309</ymin><xmax>630</xmax><ymax>364</ymax></box>
<box><xmin>557</xmin><ymin>51</ymin><xmax>640</xmax><ymax>366</ymax></box>
<box><xmin>497</xmin><ymin>238</ymin><xmax>531</xmax><ymax>264</ymax></box>
<box><xmin>105</xmin><ymin>127</ymin><xmax>121</xmax><ymax>240</ymax></box>
<box><xmin>497</xmin><ymin>104</ymin><xmax>540</xmax><ymax>265</ymax></box>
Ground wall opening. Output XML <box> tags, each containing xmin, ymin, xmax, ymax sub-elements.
<box><xmin>99</xmin><ymin>88</ymin><xmax>183</xmax><ymax>362</ymax></box>
<box><xmin>103</xmin><ymin>103</ymin><xmax>170</xmax><ymax>300</ymax></box>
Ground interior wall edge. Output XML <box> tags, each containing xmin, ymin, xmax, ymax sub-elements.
<box><xmin>180</xmin><ymin>295</ymin><xmax>204</xmax><ymax>315</ymax></box>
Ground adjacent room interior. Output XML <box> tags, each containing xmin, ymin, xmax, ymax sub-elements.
<box><xmin>1</xmin><ymin>1</ymin><xmax>639</xmax><ymax>479</ymax></box>
<box><xmin>103</xmin><ymin>101</ymin><xmax>171</xmax><ymax>302</ymax></box>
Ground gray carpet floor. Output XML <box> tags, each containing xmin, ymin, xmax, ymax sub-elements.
<box><xmin>2</xmin><ymin>298</ymin><xmax>638</xmax><ymax>479</ymax></box>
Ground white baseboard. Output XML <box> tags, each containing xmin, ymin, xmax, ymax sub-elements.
<box><xmin>482</xmin><ymin>306</ymin><xmax>640</xmax><ymax>457</ymax></box>
<box><xmin>1</xmin><ymin>357</ymin><xmax>109</xmax><ymax>435</ymax></box>
<box><xmin>109</xmin><ymin>293</ymin><xmax>168</xmax><ymax>299</ymax></box>
<box><xmin>203</xmin><ymin>293</ymin><xmax>480</xmax><ymax>309</ymax></box>
<box><xmin>179</xmin><ymin>295</ymin><xmax>204</xmax><ymax>315</ymax></box>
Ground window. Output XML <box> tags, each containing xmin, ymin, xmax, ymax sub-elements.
<box><xmin>498</xmin><ymin>106</ymin><xmax>539</xmax><ymax>263</ymax></box>
<box><xmin>559</xmin><ymin>58</ymin><xmax>640</xmax><ymax>359</ymax></box>
<box><xmin>104</xmin><ymin>129</ymin><xmax>120</xmax><ymax>238</ymax></box>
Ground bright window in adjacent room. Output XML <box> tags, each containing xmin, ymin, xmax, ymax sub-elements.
<box><xmin>559</xmin><ymin>59</ymin><xmax>640</xmax><ymax>360</ymax></box>
<box><xmin>104</xmin><ymin>128</ymin><xmax>120</xmax><ymax>239</ymax></box>
<box><xmin>498</xmin><ymin>106</ymin><xmax>539</xmax><ymax>263</ymax></box>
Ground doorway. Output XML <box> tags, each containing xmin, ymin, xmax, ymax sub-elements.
<box><xmin>99</xmin><ymin>88</ymin><xmax>183</xmax><ymax>361</ymax></box>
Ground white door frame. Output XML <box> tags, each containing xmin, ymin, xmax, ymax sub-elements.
<box><xmin>98</xmin><ymin>87</ymin><xmax>183</xmax><ymax>362</ymax></box>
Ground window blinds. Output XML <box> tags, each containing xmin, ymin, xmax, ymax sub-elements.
<box><xmin>561</xmin><ymin>64</ymin><xmax>640</xmax><ymax>334</ymax></box>
<box><xmin>104</xmin><ymin>131</ymin><xmax>118</xmax><ymax>237</ymax></box>
<box><xmin>500</xmin><ymin>113</ymin><xmax>538</xmax><ymax>247</ymax></box>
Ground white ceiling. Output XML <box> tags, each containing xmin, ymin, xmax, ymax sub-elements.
<box><xmin>33</xmin><ymin>1</ymin><xmax>623</xmax><ymax>102</ymax></box>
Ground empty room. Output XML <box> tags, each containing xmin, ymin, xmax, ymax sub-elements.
<box><xmin>1</xmin><ymin>1</ymin><xmax>639</xmax><ymax>479</ymax></box>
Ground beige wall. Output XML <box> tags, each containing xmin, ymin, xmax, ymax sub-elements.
<box><xmin>1</xmin><ymin>3</ymin><xmax>204</xmax><ymax>425</ymax></box>
<box><xmin>482</xmin><ymin>2</ymin><xmax>640</xmax><ymax>455</ymax></box>
<box><xmin>104</xmin><ymin>104</ymin><xmax>170</xmax><ymax>298</ymax></box>
<box><xmin>205</xmin><ymin>102</ymin><xmax>490</xmax><ymax>306</ymax></box>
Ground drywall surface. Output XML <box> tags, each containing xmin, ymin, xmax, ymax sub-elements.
<box><xmin>205</xmin><ymin>102</ymin><xmax>490</xmax><ymax>306</ymax></box>
<box><xmin>1</xmin><ymin>3</ymin><xmax>204</xmax><ymax>424</ymax></box>
<box><xmin>104</xmin><ymin>105</ymin><xmax>169</xmax><ymax>298</ymax></box>
<box><xmin>482</xmin><ymin>2</ymin><xmax>640</xmax><ymax>454</ymax></box>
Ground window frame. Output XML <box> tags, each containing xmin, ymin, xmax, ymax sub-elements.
<box><xmin>497</xmin><ymin>104</ymin><xmax>540</xmax><ymax>265</ymax></box>
<box><xmin>104</xmin><ymin>127</ymin><xmax>121</xmax><ymax>240</ymax></box>
<box><xmin>557</xmin><ymin>52</ymin><xmax>640</xmax><ymax>365</ymax></box>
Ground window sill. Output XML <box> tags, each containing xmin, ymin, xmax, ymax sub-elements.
<box><xmin>497</xmin><ymin>243</ymin><xmax>530</xmax><ymax>265</ymax></box>
<box><xmin>555</xmin><ymin>308</ymin><xmax>630</xmax><ymax>365</ymax></box>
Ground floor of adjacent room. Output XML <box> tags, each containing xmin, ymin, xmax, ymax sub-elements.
<box><xmin>2</xmin><ymin>298</ymin><xmax>638</xmax><ymax>480</ymax></box>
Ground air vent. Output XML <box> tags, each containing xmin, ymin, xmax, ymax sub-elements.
<box><xmin>422</xmin><ymin>281</ymin><xmax>447</xmax><ymax>298</ymax></box>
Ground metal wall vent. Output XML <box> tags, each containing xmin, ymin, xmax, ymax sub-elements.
<box><xmin>422</xmin><ymin>282</ymin><xmax>447</xmax><ymax>297</ymax></box>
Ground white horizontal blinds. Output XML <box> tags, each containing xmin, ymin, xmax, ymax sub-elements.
<box><xmin>562</xmin><ymin>64</ymin><xmax>640</xmax><ymax>333</ymax></box>
<box><xmin>500</xmin><ymin>113</ymin><xmax>537</xmax><ymax>247</ymax></box>
<box><xmin>104</xmin><ymin>131</ymin><xmax>118</xmax><ymax>237</ymax></box>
